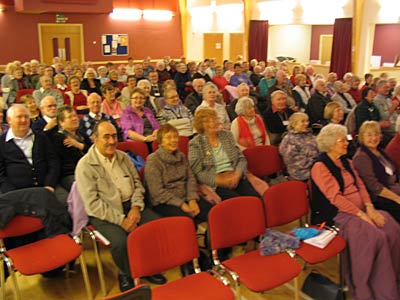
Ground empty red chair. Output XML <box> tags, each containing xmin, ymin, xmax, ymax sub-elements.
<box><xmin>243</xmin><ymin>145</ymin><xmax>284</xmax><ymax>178</ymax></box>
<box><xmin>117</xmin><ymin>141</ymin><xmax>149</xmax><ymax>160</ymax></box>
<box><xmin>208</xmin><ymin>196</ymin><xmax>302</xmax><ymax>299</ymax></box>
<box><xmin>263</xmin><ymin>181</ymin><xmax>346</xmax><ymax>264</ymax></box>
<box><xmin>152</xmin><ymin>135</ymin><xmax>189</xmax><ymax>158</ymax></box>
<box><xmin>0</xmin><ymin>215</ymin><xmax>92</xmax><ymax>300</ymax></box>
<box><xmin>127</xmin><ymin>217</ymin><xmax>234</xmax><ymax>300</ymax></box>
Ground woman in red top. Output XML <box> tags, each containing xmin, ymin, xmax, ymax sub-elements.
<box><xmin>64</xmin><ymin>75</ymin><xmax>88</xmax><ymax>114</ymax></box>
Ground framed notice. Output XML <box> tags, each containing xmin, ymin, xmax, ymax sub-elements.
<box><xmin>102</xmin><ymin>34</ymin><xmax>128</xmax><ymax>56</ymax></box>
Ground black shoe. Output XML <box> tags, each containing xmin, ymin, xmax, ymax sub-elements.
<box><xmin>118</xmin><ymin>273</ymin><xmax>135</xmax><ymax>292</ymax></box>
<box><xmin>41</xmin><ymin>266</ymin><xmax>64</xmax><ymax>278</ymax></box>
<box><xmin>180</xmin><ymin>262</ymin><xmax>195</xmax><ymax>277</ymax></box>
<box><xmin>143</xmin><ymin>274</ymin><xmax>167</xmax><ymax>285</ymax></box>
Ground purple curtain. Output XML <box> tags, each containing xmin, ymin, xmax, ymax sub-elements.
<box><xmin>248</xmin><ymin>20</ymin><xmax>269</xmax><ymax>62</ymax></box>
<box><xmin>330</xmin><ymin>18</ymin><xmax>352</xmax><ymax>79</ymax></box>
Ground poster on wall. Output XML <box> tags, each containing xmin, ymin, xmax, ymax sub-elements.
<box><xmin>102</xmin><ymin>34</ymin><xmax>128</xmax><ymax>56</ymax></box>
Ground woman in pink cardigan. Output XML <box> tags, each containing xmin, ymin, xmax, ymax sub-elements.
<box><xmin>101</xmin><ymin>84</ymin><xmax>123</xmax><ymax>126</ymax></box>
<box><xmin>311</xmin><ymin>123</ymin><xmax>400</xmax><ymax>300</ymax></box>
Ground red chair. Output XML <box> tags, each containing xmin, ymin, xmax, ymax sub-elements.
<box><xmin>263</xmin><ymin>181</ymin><xmax>346</xmax><ymax>264</ymax></box>
<box><xmin>152</xmin><ymin>136</ymin><xmax>189</xmax><ymax>158</ymax></box>
<box><xmin>208</xmin><ymin>196</ymin><xmax>302</xmax><ymax>299</ymax></box>
<box><xmin>117</xmin><ymin>141</ymin><xmax>149</xmax><ymax>161</ymax></box>
<box><xmin>15</xmin><ymin>89</ymin><xmax>35</xmax><ymax>103</ymax></box>
<box><xmin>127</xmin><ymin>217</ymin><xmax>234</xmax><ymax>300</ymax></box>
<box><xmin>243</xmin><ymin>145</ymin><xmax>285</xmax><ymax>178</ymax></box>
<box><xmin>0</xmin><ymin>215</ymin><xmax>92</xmax><ymax>300</ymax></box>
<box><xmin>100</xmin><ymin>284</ymin><xmax>151</xmax><ymax>300</ymax></box>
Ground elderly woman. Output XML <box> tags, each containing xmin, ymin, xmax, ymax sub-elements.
<box><xmin>263</xmin><ymin>90</ymin><xmax>294</xmax><ymax>146</ymax></box>
<box><xmin>258</xmin><ymin>67</ymin><xmax>276</xmax><ymax>97</ymax></box>
<box><xmin>324</xmin><ymin>102</ymin><xmax>344</xmax><ymax>125</ymax></box>
<box><xmin>97</xmin><ymin>66</ymin><xmax>108</xmax><ymax>85</ymax></box>
<box><xmin>174</xmin><ymin>63</ymin><xmax>192</xmax><ymax>100</ymax></box>
<box><xmin>53</xmin><ymin>73</ymin><xmax>69</xmax><ymax>94</ymax></box>
<box><xmin>331</xmin><ymin>80</ymin><xmax>356</xmax><ymax>117</ymax></box>
<box><xmin>196</xmin><ymin>82</ymin><xmax>231</xmax><ymax>130</ymax></box>
<box><xmin>353</xmin><ymin>121</ymin><xmax>400</xmax><ymax>223</ymax></box>
<box><xmin>21</xmin><ymin>94</ymin><xmax>41</xmax><ymax>124</ymax></box>
<box><xmin>1</xmin><ymin>62</ymin><xmax>17</xmax><ymax>106</ymax></box>
<box><xmin>105</xmin><ymin>70</ymin><xmax>125</xmax><ymax>92</ymax></box>
<box><xmin>279</xmin><ymin>112</ymin><xmax>318</xmax><ymax>181</ymax></box>
<box><xmin>137</xmin><ymin>79</ymin><xmax>158</xmax><ymax>114</ymax></box>
<box><xmin>8</xmin><ymin>67</ymin><xmax>32</xmax><ymax>105</ymax></box>
<box><xmin>292</xmin><ymin>74</ymin><xmax>310</xmax><ymax>112</ymax></box>
<box><xmin>121</xmin><ymin>75</ymin><xmax>137</xmax><ymax>107</ymax></box>
<box><xmin>231</xmin><ymin>97</ymin><xmax>270</xmax><ymax>151</ymax></box>
<box><xmin>64</xmin><ymin>75</ymin><xmax>88</xmax><ymax>114</ymax></box>
<box><xmin>157</xmin><ymin>88</ymin><xmax>194</xmax><ymax>137</ymax></box>
<box><xmin>53</xmin><ymin>105</ymin><xmax>91</xmax><ymax>191</ymax></box>
<box><xmin>145</xmin><ymin>123</ymin><xmax>212</xmax><ymax>222</ymax></box>
<box><xmin>101</xmin><ymin>84</ymin><xmax>123</xmax><ymax>126</ymax></box>
<box><xmin>80</xmin><ymin>68</ymin><xmax>101</xmax><ymax>96</ymax></box>
<box><xmin>121</xmin><ymin>87</ymin><xmax>160</xmax><ymax>150</ymax></box>
<box><xmin>189</xmin><ymin>108</ymin><xmax>260</xmax><ymax>200</ymax></box>
<box><xmin>311</xmin><ymin>124</ymin><xmax>400</xmax><ymax>300</ymax></box>
<box><xmin>0</xmin><ymin>99</ymin><xmax>9</xmax><ymax>134</ymax></box>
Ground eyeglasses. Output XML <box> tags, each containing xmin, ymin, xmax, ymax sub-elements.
<box><xmin>45</xmin><ymin>104</ymin><xmax>57</xmax><ymax>108</ymax></box>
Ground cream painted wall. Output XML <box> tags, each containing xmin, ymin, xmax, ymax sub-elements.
<box><xmin>268</xmin><ymin>25</ymin><xmax>312</xmax><ymax>63</ymax></box>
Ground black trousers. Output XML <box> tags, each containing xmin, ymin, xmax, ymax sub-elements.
<box><xmin>216</xmin><ymin>177</ymin><xmax>260</xmax><ymax>201</ymax></box>
<box><xmin>374</xmin><ymin>196</ymin><xmax>400</xmax><ymax>224</ymax></box>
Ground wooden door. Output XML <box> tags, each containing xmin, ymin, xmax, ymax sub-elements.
<box><xmin>203</xmin><ymin>33</ymin><xmax>223</xmax><ymax>65</ymax></box>
<box><xmin>229</xmin><ymin>33</ymin><xmax>244</xmax><ymax>62</ymax></box>
<box><xmin>38</xmin><ymin>24</ymin><xmax>84</xmax><ymax>65</ymax></box>
<box><xmin>319</xmin><ymin>34</ymin><xmax>333</xmax><ymax>65</ymax></box>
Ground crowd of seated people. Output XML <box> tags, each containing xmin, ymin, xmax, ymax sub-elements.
<box><xmin>1</xmin><ymin>56</ymin><xmax>400</xmax><ymax>300</ymax></box>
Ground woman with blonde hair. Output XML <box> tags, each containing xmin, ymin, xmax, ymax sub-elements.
<box><xmin>279</xmin><ymin>112</ymin><xmax>318</xmax><ymax>181</ymax></box>
<box><xmin>324</xmin><ymin>102</ymin><xmax>344</xmax><ymax>124</ymax></box>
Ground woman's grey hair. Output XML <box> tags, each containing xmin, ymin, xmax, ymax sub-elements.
<box><xmin>316</xmin><ymin>124</ymin><xmax>347</xmax><ymax>153</ymax></box>
<box><xmin>333</xmin><ymin>80</ymin><xmax>343</xmax><ymax>92</ymax></box>
<box><xmin>83</xmin><ymin>68</ymin><xmax>97</xmax><ymax>78</ymax></box>
<box><xmin>202</xmin><ymin>82</ymin><xmax>218</xmax><ymax>96</ymax></box>
<box><xmin>235</xmin><ymin>97</ymin><xmax>255</xmax><ymax>116</ymax></box>
<box><xmin>287</xmin><ymin>112</ymin><xmax>308</xmax><ymax>131</ymax></box>
<box><xmin>137</xmin><ymin>79</ymin><xmax>151</xmax><ymax>87</ymax></box>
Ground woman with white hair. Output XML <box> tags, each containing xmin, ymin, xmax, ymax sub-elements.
<box><xmin>97</xmin><ymin>66</ymin><xmax>108</xmax><ymax>84</ymax></box>
<box><xmin>196</xmin><ymin>82</ymin><xmax>231</xmax><ymax>130</ymax></box>
<box><xmin>80</xmin><ymin>67</ymin><xmax>101</xmax><ymax>95</ymax></box>
<box><xmin>231</xmin><ymin>97</ymin><xmax>269</xmax><ymax>151</ymax></box>
<box><xmin>137</xmin><ymin>79</ymin><xmax>158</xmax><ymax>114</ymax></box>
<box><xmin>258</xmin><ymin>67</ymin><xmax>276</xmax><ymax>97</ymax></box>
<box><xmin>279</xmin><ymin>112</ymin><xmax>318</xmax><ymax>181</ymax></box>
<box><xmin>311</xmin><ymin>123</ymin><xmax>400</xmax><ymax>300</ymax></box>
<box><xmin>330</xmin><ymin>80</ymin><xmax>356</xmax><ymax>116</ymax></box>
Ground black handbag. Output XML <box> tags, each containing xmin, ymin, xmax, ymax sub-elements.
<box><xmin>302</xmin><ymin>271</ymin><xmax>345</xmax><ymax>300</ymax></box>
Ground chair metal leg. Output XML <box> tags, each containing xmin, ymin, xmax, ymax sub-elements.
<box><xmin>91</xmin><ymin>235</ymin><xmax>107</xmax><ymax>296</ymax></box>
<box><xmin>5</xmin><ymin>258</ymin><xmax>21</xmax><ymax>300</ymax></box>
<box><xmin>79</xmin><ymin>254</ymin><xmax>93</xmax><ymax>300</ymax></box>
<box><xmin>293</xmin><ymin>277</ymin><xmax>299</xmax><ymax>300</ymax></box>
<box><xmin>338</xmin><ymin>252</ymin><xmax>347</xmax><ymax>300</ymax></box>
<box><xmin>0</xmin><ymin>257</ymin><xmax>5</xmax><ymax>300</ymax></box>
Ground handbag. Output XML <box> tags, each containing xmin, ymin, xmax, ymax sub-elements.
<box><xmin>302</xmin><ymin>270</ymin><xmax>344</xmax><ymax>300</ymax></box>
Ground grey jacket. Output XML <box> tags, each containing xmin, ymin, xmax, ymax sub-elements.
<box><xmin>75</xmin><ymin>145</ymin><xmax>145</xmax><ymax>226</ymax></box>
<box><xmin>189</xmin><ymin>130</ymin><xmax>247</xmax><ymax>188</ymax></box>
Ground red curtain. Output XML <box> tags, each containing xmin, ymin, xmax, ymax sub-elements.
<box><xmin>330</xmin><ymin>18</ymin><xmax>352</xmax><ymax>79</ymax></box>
<box><xmin>248</xmin><ymin>20</ymin><xmax>269</xmax><ymax>62</ymax></box>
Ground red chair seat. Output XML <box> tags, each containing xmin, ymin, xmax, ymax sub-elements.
<box><xmin>152</xmin><ymin>272</ymin><xmax>234</xmax><ymax>300</ymax></box>
<box><xmin>223</xmin><ymin>250</ymin><xmax>302</xmax><ymax>292</ymax></box>
<box><xmin>296</xmin><ymin>236</ymin><xmax>346</xmax><ymax>264</ymax></box>
<box><xmin>7</xmin><ymin>234</ymin><xmax>81</xmax><ymax>275</ymax></box>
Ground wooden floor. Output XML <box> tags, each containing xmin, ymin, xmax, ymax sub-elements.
<box><xmin>2</xmin><ymin>221</ymin><xmax>351</xmax><ymax>300</ymax></box>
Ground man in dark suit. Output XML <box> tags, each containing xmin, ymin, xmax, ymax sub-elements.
<box><xmin>0</xmin><ymin>104</ymin><xmax>60</xmax><ymax>194</ymax></box>
<box><xmin>31</xmin><ymin>95</ymin><xmax>59</xmax><ymax>138</ymax></box>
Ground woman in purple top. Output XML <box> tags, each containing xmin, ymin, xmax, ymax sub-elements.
<box><xmin>120</xmin><ymin>87</ymin><xmax>160</xmax><ymax>152</ymax></box>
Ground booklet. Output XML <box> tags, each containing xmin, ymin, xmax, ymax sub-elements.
<box><xmin>303</xmin><ymin>229</ymin><xmax>337</xmax><ymax>249</ymax></box>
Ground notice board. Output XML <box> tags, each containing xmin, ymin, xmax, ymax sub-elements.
<box><xmin>102</xmin><ymin>34</ymin><xmax>128</xmax><ymax>56</ymax></box>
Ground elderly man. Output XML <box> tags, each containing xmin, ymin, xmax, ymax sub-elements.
<box><xmin>133</xmin><ymin>64</ymin><xmax>146</xmax><ymax>82</ymax></box>
<box><xmin>31</xmin><ymin>96</ymin><xmax>59</xmax><ymax>138</ymax></box>
<box><xmin>75</xmin><ymin>121</ymin><xmax>166</xmax><ymax>291</ymax></box>
<box><xmin>306</xmin><ymin>79</ymin><xmax>332</xmax><ymax>125</ymax></box>
<box><xmin>227</xmin><ymin>83</ymin><xmax>259</xmax><ymax>121</ymax></box>
<box><xmin>263</xmin><ymin>90</ymin><xmax>294</xmax><ymax>146</ymax></box>
<box><xmin>0</xmin><ymin>104</ymin><xmax>59</xmax><ymax>193</ymax></box>
<box><xmin>374</xmin><ymin>79</ymin><xmax>397</xmax><ymax>139</ymax></box>
<box><xmin>266</xmin><ymin>70</ymin><xmax>293</xmax><ymax>109</ymax></box>
<box><xmin>33</xmin><ymin>75</ymin><xmax>64</xmax><ymax>107</ymax></box>
<box><xmin>184</xmin><ymin>78</ymin><xmax>205</xmax><ymax>114</ymax></box>
<box><xmin>192</xmin><ymin>61</ymin><xmax>211</xmax><ymax>82</ymax></box>
<box><xmin>148</xmin><ymin>71</ymin><xmax>162</xmax><ymax>98</ymax></box>
<box><xmin>78</xmin><ymin>93</ymin><xmax>122</xmax><ymax>142</ymax></box>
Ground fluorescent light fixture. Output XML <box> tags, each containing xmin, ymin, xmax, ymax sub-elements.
<box><xmin>143</xmin><ymin>10</ymin><xmax>173</xmax><ymax>21</ymax></box>
<box><xmin>110</xmin><ymin>8</ymin><xmax>142</xmax><ymax>21</ymax></box>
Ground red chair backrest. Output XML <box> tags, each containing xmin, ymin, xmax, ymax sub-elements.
<box><xmin>0</xmin><ymin>215</ymin><xmax>44</xmax><ymax>238</ymax></box>
<box><xmin>263</xmin><ymin>181</ymin><xmax>308</xmax><ymax>228</ymax></box>
<box><xmin>152</xmin><ymin>135</ymin><xmax>189</xmax><ymax>158</ymax></box>
<box><xmin>243</xmin><ymin>145</ymin><xmax>284</xmax><ymax>178</ymax></box>
<box><xmin>117</xmin><ymin>141</ymin><xmax>149</xmax><ymax>160</ymax></box>
<box><xmin>127</xmin><ymin>217</ymin><xmax>199</xmax><ymax>278</ymax></box>
<box><xmin>16</xmin><ymin>89</ymin><xmax>35</xmax><ymax>103</ymax></box>
<box><xmin>208</xmin><ymin>196</ymin><xmax>265</xmax><ymax>250</ymax></box>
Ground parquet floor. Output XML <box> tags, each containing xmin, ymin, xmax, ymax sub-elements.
<box><xmin>2</xmin><ymin>221</ymin><xmax>350</xmax><ymax>300</ymax></box>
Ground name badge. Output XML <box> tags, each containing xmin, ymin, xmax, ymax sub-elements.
<box><xmin>346</xmin><ymin>134</ymin><xmax>353</xmax><ymax>141</ymax></box>
<box><xmin>385</xmin><ymin>166</ymin><xmax>394</xmax><ymax>176</ymax></box>
<box><xmin>154</xmin><ymin>92</ymin><xmax>161</xmax><ymax>97</ymax></box>
<box><xmin>283</xmin><ymin>120</ymin><xmax>289</xmax><ymax>126</ymax></box>
<box><xmin>113</xmin><ymin>114</ymin><xmax>120</xmax><ymax>119</ymax></box>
